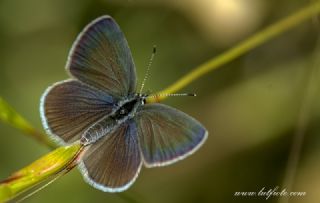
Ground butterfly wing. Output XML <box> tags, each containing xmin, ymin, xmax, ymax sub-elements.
<box><xmin>135</xmin><ymin>103</ymin><xmax>208</xmax><ymax>167</ymax></box>
<box><xmin>40</xmin><ymin>79</ymin><xmax>115</xmax><ymax>144</ymax></box>
<box><xmin>79</xmin><ymin>120</ymin><xmax>141</xmax><ymax>192</ymax></box>
<box><xmin>66</xmin><ymin>16</ymin><xmax>136</xmax><ymax>99</ymax></box>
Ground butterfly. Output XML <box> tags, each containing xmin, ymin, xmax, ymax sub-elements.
<box><xmin>40</xmin><ymin>15</ymin><xmax>208</xmax><ymax>192</ymax></box>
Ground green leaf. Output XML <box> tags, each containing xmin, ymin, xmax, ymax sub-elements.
<box><xmin>0</xmin><ymin>97</ymin><xmax>56</xmax><ymax>148</ymax></box>
<box><xmin>0</xmin><ymin>142</ymin><xmax>83</xmax><ymax>202</ymax></box>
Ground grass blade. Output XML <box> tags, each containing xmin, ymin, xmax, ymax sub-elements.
<box><xmin>0</xmin><ymin>97</ymin><xmax>56</xmax><ymax>148</ymax></box>
<box><xmin>0</xmin><ymin>142</ymin><xmax>83</xmax><ymax>202</ymax></box>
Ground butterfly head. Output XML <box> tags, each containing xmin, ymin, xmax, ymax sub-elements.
<box><xmin>135</xmin><ymin>93</ymin><xmax>148</xmax><ymax>105</ymax></box>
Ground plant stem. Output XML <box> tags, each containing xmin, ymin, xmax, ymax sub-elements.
<box><xmin>146</xmin><ymin>1</ymin><xmax>320</xmax><ymax>103</ymax></box>
<box><xmin>278</xmin><ymin>25</ymin><xmax>320</xmax><ymax>203</ymax></box>
<box><xmin>0</xmin><ymin>97</ymin><xmax>56</xmax><ymax>148</ymax></box>
<box><xmin>0</xmin><ymin>143</ymin><xmax>83</xmax><ymax>202</ymax></box>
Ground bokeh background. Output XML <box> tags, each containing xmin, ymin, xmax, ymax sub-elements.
<box><xmin>1</xmin><ymin>0</ymin><xmax>320</xmax><ymax>202</ymax></box>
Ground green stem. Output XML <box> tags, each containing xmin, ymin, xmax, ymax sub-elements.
<box><xmin>0</xmin><ymin>143</ymin><xmax>83</xmax><ymax>202</ymax></box>
<box><xmin>147</xmin><ymin>1</ymin><xmax>320</xmax><ymax>103</ymax></box>
<box><xmin>0</xmin><ymin>97</ymin><xmax>56</xmax><ymax>148</ymax></box>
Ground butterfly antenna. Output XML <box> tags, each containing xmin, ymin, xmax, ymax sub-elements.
<box><xmin>139</xmin><ymin>45</ymin><xmax>156</xmax><ymax>94</ymax></box>
<box><xmin>149</xmin><ymin>93</ymin><xmax>197</xmax><ymax>98</ymax></box>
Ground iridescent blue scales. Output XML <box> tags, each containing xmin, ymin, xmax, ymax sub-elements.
<box><xmin>40</xmin><ymin>16</ymin><xmax>208</xmax><ymax>192</ymax></box>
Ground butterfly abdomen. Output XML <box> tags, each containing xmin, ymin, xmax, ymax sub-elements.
<box><xmin>81</xmin><ymin>118</ymin><xmax>117</xmax><ymax>145</ymax></box>
<box><xmin>81</xmin><ymin>95</ymin><xmax>143</xmax><ymax>145</ymax></box>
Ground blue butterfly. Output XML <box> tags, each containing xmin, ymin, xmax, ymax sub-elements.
<box><xmin>40</xmin><ymin>16</ymin><xmax>208</xmax><ymax>192</ymax></box>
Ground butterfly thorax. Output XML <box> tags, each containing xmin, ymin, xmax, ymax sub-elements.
<box><xmin>80</xmin><ymin>94</ymin><xmax>146</xmax><ymax>145</ymax></box>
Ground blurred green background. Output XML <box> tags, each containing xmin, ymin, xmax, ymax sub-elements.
<box><xmin>1</xmin><ymin>0</ymin><xmax>320</xmax><ymax>202</ymax></box>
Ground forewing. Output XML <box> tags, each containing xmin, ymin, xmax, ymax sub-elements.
<box><xmin>66</xmin><ymin>16</ymin><xmax>136</xmax><ymax>98</ymax></box>
<box><xmin>40</xmin><ymin>79</ymin><xmax>115</xmax><ymax>144</ymax></box>
<box><xmin>135</xmin><ymin>103</ymin><xmax>208</xmax><ymax>167</ymax></box>
<box><xmin>79</xmin><ymin>120</ymin><xmax>142</xmax><ymax>192</ymax></box>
